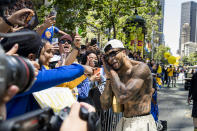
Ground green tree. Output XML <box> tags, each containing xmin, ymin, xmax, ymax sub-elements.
<box><xmin>32</xmin><ymin>0</ymin><xmax>52</xmax><ymax>24</ymax></box>
<box><xmin>180</xmin><ymin>53</ymin><xmax>197</xmax><ymax>66</ymax></box>
<box><xmin>34</xmin><ymin>0</ymin><xmax>162</xmax><ymax>50</ymax></box>
<box><xmin>180</xmin><ymin>56</ymin><xmax>189</xmax><ymax>66</ymax></box>
<box><xmin>154</xmin><ymin>44</ymin><xmax>170</xmax><ymax>64</ymax></box>
<box><xmin>48</xmin><ymin>0</ymin><xmax>161</xmax><ymax>39</ymax></box>
<box><xmin>90</xmin><ymin>0</ymin><xmax>161</xmax><ymax>40</ymax></box>
<box><xmin>53</xmin><ymin>0</ymin><xmax>93</xmax><ymax>35</ymax></box>
<box><xmin>188</xmin><ymin>53</ymin><xmax>197</xmax><ymax>65</ymax></box>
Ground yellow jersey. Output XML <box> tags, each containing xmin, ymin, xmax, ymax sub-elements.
<box><xmin>167</xmin><ymin>67</ymin><xmax>174</xmax><ymax>77</ymax></box>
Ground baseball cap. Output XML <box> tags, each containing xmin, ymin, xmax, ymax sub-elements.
<box><xmin>59</xmin><ymin>34</ymin><xmax>72</xmax><ymax>42</ymax></box>
<box><xmin>103</xmin><ymin>39</ymin><xmax>125</xmax><ymax>53</ymax></box>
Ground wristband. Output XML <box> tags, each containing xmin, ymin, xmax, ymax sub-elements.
<box><xmin>2</xmin><ymin>16</ymin><xmax>14</xmax><ymax>27</ymax></box>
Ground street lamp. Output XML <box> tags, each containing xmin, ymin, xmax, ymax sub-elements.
<box><xmin>124</xmin><ymin>9</ymin><xmax>146</xmax><ymax>58</ymax></box>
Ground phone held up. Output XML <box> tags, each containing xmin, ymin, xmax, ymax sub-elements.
<box><xmin>24</xmin><ymin>12</ymin><xmax>39</xmax><ymax>30</ymax></box>
<box><xmin>49</xmin><ymin>10</ymin><xmax>57</xmax><ymax>20</ymax></box>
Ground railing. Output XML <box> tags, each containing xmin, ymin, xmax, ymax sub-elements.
<box><xmin>99</xmin><ymin>108</ymin><xmax>122</xmax><ymax>131</ymax></box>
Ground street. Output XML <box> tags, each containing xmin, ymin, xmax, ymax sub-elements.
<box><xmin>158</xmin><ymin>73</ymin><xmax>193</xmax><ymax>131</ymax></box>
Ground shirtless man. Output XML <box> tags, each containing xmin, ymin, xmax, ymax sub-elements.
<box><xmin>100</xmin><ymin>39</ymin><xmax>157</xmax><ymax>131</ymax></box>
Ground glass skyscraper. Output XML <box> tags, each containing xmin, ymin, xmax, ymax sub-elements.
<box><xmin>179</xmin><ymin>1</ymin><xmax>197</xmax><ymax>54</ymax></box>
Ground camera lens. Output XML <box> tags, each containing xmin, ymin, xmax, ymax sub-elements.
<box><xmin>0</xmin><ymin>55</ymin><xmax>35</xmax><ymax>95</ymax></box>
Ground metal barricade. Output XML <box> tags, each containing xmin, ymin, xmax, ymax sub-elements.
<box><xmin>99</xmin><ymin>108</ymin><xmax>122</xmax><ymax>131</ymax></box>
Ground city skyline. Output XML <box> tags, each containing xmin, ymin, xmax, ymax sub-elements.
<box><xmin>179</xmin><ymin>1</ymin><xmax>197</xmax><ymax>56</ymax></box>
<box><xmin>164</xmin><ymin>0</ymin><xmax>197</xmax><ymax>56</ymax></box>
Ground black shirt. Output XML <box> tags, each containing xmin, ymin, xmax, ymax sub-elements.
<box><xmin>189</xmin><ymin>72</ymin><xmax>197</xmax><ymax>100</ymax></box>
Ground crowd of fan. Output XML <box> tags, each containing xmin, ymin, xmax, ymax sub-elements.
<box><xmin>1</xmin><ymin>4</ymin><xmax>197</xmax><ymax>131</ymax></box>
<box><xmin>0</xmin><ymin>6</ymin><xmax>170</xmax><ymax>130</ymax></box>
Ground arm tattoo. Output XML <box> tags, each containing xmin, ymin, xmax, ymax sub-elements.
<box><xmin>100</xmin><ymin>81</ymin><xmax>112</xmax><ymax>110</ymax></box>
<box><xmin>110</xmin><ymin>63</ymin><xmax>150</xmax><ymax>104</ymax></box>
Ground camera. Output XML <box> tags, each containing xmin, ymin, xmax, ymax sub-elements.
<box><xmin>0</xmin><ymin>54</ymin><xmax>35</xmax><ymax>99</ymax></box>
<box><xmin>0</xmin><ymin>106</ymin><xmax>100</xmax><ymax>131</ymax></box>
<box><xmin>24</xmin><ymin>12</ymin><xmax>39</xmax><ymax>30</ymax></box>
<box><xmin>0</xmin><ymin>31</ymin><xmax>37</xmax><ymax>101</ymax></box>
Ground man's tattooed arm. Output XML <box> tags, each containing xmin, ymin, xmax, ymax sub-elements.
<box><xmin>100</xmin><ymin>80</ymin><xmax>113</xmax><ymax>110</ymax></box>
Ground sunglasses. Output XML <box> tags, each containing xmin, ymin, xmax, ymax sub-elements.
<box><xmin>105</xmin><ymin>50</ymin><xmax>122</xmax><ymax>60</ymax></box>
<box><xmin>59</xmin><ymin>39</ymin><xmax>72</xmax><ymax>45</ymax></box>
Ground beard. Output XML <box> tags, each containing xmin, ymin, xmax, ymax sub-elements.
<box><xmin>110</xmin><ymin>60</ymin><xmax>123</xmax><ymax>71</ymax></box>
<box><xmin>112</xmin><ymin>64</ymin><xmax>122</xmax><ymax>71</ymax></box>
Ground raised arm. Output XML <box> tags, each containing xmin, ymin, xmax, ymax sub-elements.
<box><xmin>36</xmin><ymin>16</ymin><xmax>56</xmax><ymax>36</ymax></box>
<box><xmin>15</xmin><ymin>64</ymin><xmax>84</xmax><ymax>97</ymax></box>
<box><xmin>63</xmin><ymin>35</ymin><xmax>81</xmax><ymax>65</ymax></box>
<box><xmin>58</xmin><ymin>30</ymin><xmax>68</xmax><ymax>36</ymax></box>
<box><xmin>110</xmin><ymin>63</ymin><xmax>152</xmax><ymax>104</ymax></box>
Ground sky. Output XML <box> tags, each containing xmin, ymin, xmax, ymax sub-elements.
<box><xmin>164</xmin><ymin>0</ymin><xmax>197</xmax><ymax>56</ymax></box>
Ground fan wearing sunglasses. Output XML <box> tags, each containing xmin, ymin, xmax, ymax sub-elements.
<box><xmin>56</xmin><ymin>34</ymin><xmax>81</xmax><ymax>67</ymax></box>
<box><xmin>100</xmin><ymin>39</ymin><xmax>157</xmax><ymax>131</ymax></box>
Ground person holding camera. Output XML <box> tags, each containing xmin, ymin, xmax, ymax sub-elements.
<box><xmin>60</xmin><ymin>102</ymin><xmax>96</xmax><ymax>131</ymax></box>
<box><xmin>0</xmin><ymin>43</ymin><xmax>20</xmax><ymax>120</ymax></box>
<box><xmin>0</xmin><ymin>86</ymin><xmax>97</xmax><ymax>131</ymax></box>
<box><xmin>3</xmin><ymin>34</ymin><xmax>87</xmax><ymax>119</ymax></box>
<box><xmin>0</xmin><ymin>41</ymin><xmax>33</xmax><ymax>120</ymax></box>
<box><xmin>77</xmin><ymin>51</ymin><xmax>103</xmax><ymax>106</ymax></box>
<box><xmin>0</xmin><ymin>85</ymin><xmax>19</xmax><ymax>120</ymax></box>
<box><xmin>100</xmin><ymin>39</ymin><xmax>157</xmax><ymax>131</ymax></box>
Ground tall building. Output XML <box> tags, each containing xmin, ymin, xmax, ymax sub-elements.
<box><xmin>179</xmin><ymin>1</ymin><xmax>197</xmax><ymax>55</ymax></box>
<box><xmin>184</xmin><ymin>42</ymin><xmax>197</xmax><ymax>56</ymax></box>
<box><xmin>158</xmin><ymin>0</ymin><xmax>165</xmax><ymax>45</ymax></box>
<box><xmin>180</xmin><ymin>23</ymin><xmax>191</xmax><ymax>55</ymax></box>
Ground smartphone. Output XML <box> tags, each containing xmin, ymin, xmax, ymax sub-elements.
<box><xmin>49</xmin><ymin>11</ymin><xmax>57</xmax><ymax>20</ymax></box>
<box><xmin>93</xmin><ymin>67</ymin><xmax>100</xmax><ymax>75</ymax></box>
<box><xmin>24</xmin><ymin>12</ymin><xmax>34</xmax><ymax>24</ymax></box>
<box><xmin>28</xmin><ymin>15</ymin><xmax>36</xmax><ymax>25</ymax></box>
<box><xmin>25</xmin><ymin>12</ymin><xmax>39</xmax><ymax>30</ymax></box>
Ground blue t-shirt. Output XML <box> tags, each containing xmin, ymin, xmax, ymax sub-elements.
<box><xmin>41</xmin><ymin>26</ymin><xmax>59</xmax><ymax>43</ymax></box>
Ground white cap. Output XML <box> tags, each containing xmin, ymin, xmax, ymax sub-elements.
<box><xmin>103</xmin><ymin>39</ymin><xmax>125</xmax><ymax>53</ymax></box>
